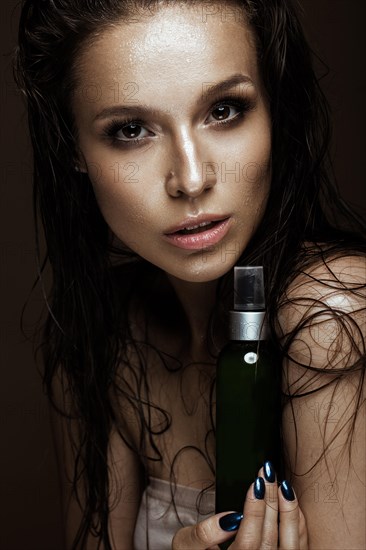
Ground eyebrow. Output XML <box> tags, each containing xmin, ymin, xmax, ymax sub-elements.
<box><xmin>93</xmin><ymin>73</ymin><xmax>254</xmax><ymax>122</ymax></box>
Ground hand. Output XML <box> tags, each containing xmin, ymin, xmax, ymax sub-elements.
<box><xmin>171</xmin><ymin>463</ymin><xmax>308</xmax><ymax>550</ymax></box>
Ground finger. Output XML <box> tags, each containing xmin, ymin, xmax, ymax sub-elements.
<box><xmin>298</xmin><ymin>506</ymin><xmax>308</xmax><ymax>550</ymax></box>
<box><xmin>259</xmin><ymin>462</ymin><xmax>279</xmax><ymax>548</ymax></box>
<box><xmin>234</xmin><ymin>479</ymin><xmax>266</xmax><ymax>549</ymax></box>
<box><xmin>278</xmin><ymin>480</ymin><xmax>300</xmax><ymax>550</ymax></box>
<box><xmin>171</xmin><ymin>511</ymin><xmax>243</xmax><ymax>549</ymax></box>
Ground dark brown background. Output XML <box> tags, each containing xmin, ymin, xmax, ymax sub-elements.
<box><xmin>1</xmin><ymin>1</ymin><xmax>365</xmax><ymax>548</ymax></box>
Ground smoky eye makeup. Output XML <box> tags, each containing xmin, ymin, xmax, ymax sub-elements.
<box><xmin>100</xmin><ymin>93</ymin><xmax>257</xmax><ymax>148</ymax></box>
<box><xmin>206</xmin><ymin>94</ymin><xmax>256</xmax><ymax>128</ymax></box>
<box><xmin>101</xmin><ymin>118</ymin><xmax>153</xmax><ymax>148</ymax></box>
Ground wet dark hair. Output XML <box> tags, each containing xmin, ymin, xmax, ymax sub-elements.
<box><xmin>15</xmin><ymin>0</ymin><xmax>365</xmax><ymax>548</ymax></box>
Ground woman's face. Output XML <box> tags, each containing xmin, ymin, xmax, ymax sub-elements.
<box><xmin>73</xmin><ymin>4</ymin><xmax>271</xmax><ymax>283</ymax></box>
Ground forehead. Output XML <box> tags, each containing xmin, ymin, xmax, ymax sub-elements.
<box><xmin>73</xmin><ymin>4</ymin><xmax>260</xmax><ymax>113</ymax></box>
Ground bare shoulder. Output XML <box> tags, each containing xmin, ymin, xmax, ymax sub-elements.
<box><xmin>278</xmin><ymin>250</ymin><xmax>366</xmax><ymax>549</ymax></box>
<box><xmin>277</xmin><ymin>251</ymin><xmax>366</xmax><ymax>379</ymax></box>
<box><xmin>279</xmin><ymin>251</ymin><xmax>366</xmax><ymax>319</ymax></box>
<box><xmin>289</xmin><ymin>254</ymin><xmax>366</xmax><ymax>293</ymax></box>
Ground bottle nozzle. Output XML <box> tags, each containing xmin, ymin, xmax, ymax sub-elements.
<box><xmin>234</xmin><ymin>266</ymin><xmax>265</xmax><ymax>311</ymax></box>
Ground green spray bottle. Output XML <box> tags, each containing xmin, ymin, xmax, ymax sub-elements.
<box><xmin>215</xmin><ymin>266</ymin><xmax>281</xmax><ymax>533</ymax></box>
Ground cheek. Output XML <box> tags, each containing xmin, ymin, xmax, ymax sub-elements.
<box><xmin>231</xmin><ymin>133</ymin><xmax>271</xmax><ymax>202</ymax></box>
<box><xmin>89</xmin><ymin>171</ymin><xmax>151</xmax><ymax>240</ymax></box>
<box><xmin>248</xmin><ymin>126</ymin><xmax>272</xmax><ymax>194</ymax></box>
<box><xmin>237</xmin><ymin>174</ymin><xmax>270</xmax><ymax>236</ymax></box>
<box><xmin>231</xmin><ymin>131</ymin><xmax>272</xmax><ymax>233</ymax></box>
<box><xmin>220</xmin><ymin>111</ymin><xmax>271</xmax><ymax>177</ymax></box>
<box><xmin>78</xmin><ymin>139</ymin><xmax>147</xmax><ymax>222</ymax></box>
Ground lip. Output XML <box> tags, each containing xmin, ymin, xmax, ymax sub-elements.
<box><xmin>164</xmin><ymin>214</ymin><xmax>230</xmax><ymax>235</ymax></box>
<box><xmin>163</xmin><ymin>216</ymin><xmax>231</xmax><ymax>250</ymax></box>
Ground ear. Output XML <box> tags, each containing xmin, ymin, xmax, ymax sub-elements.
<box><xmin>74</xmin><ymin>148</ymin><xmax>88</xmax><ymax>173</ymax></box>
<box><xmin>74</xmin><ymin>163</ymin><xmax>88</xmax><ymax>173</ymax></box>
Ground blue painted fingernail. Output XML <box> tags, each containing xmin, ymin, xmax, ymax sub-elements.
<box><xmin>263</xmin><ymin>460</ymin><xmax>276</xmax><ymax>482</ymax></box>
<box><xmin>219</xmin><ymin>512</ymin><xmax>244</xmax><ymax>532</ymax></box>
<box><xmin>280</xmin><ymin>480</ymin><xmax>296</xmax><ymax>501</ymax></box>
<box><xmin>254</xmin><ymin>476</ymin><xmax>265</xmax><ymax>499</ymax></box>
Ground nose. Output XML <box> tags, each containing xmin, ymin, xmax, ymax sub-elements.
<box><xmin>165</xmin><ymin>130</ymin><xmax>217</xmax><ymax>198</ymax></box>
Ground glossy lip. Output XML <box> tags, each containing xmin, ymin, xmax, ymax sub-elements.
<box><xmin>163</xmin><ymin>216</ymin><xmax>231</xmax><ymax>250</ymax></box>
<box><xmin>164</xmin><ymin>214</ymin><xmax>230</xmax><ymax>235</ymax></box>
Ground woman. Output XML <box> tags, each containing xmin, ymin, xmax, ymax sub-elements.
<box><xmin>15</xmin><ymin>0</ymin><xmax>365</xmax><ymax>548</ymax></box>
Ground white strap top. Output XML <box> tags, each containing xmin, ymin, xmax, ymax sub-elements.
<box><xmin>133</xmin><ymin>477</ymin><xmax>215</xmax><ymax>550</ymax></box>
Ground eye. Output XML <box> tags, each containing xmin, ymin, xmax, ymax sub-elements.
<box><xmin>206</xmin><ymin>97</ymin><xmax>254</xmax><ymax>126</ymax></box>
<box><xmin>207</xmin><ymin>105</ymin><xmax>239</xmax><ymax>121</ymax></box>
<box><xmin>114</xmin><ymin>122</ymin><xmax>150</xmax><ymax>142</ymax></box>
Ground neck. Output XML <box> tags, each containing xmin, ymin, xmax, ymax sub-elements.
<box><xmin>166</xmin><ymin>274</ymin><xmax>219</xmax><ymax>359</ymax></box>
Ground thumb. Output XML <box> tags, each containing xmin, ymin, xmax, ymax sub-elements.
<box><xmin>172</xmin><ymin>512</ymin><xmax>243</xmax><ymax>549</ymax></box>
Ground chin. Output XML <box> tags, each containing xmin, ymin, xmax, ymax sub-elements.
<box><xmin>166</xmin><ymin>256</ymin><xmax>239</xmax><ymax>284</ymax></box>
